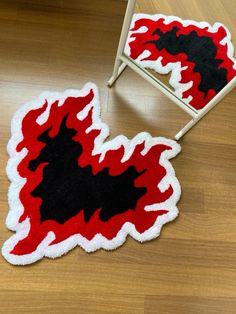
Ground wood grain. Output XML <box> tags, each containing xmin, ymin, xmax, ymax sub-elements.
<box><xmin>0</xmin><ymin>1</ymin><xmax>235</xmax><ymax>313</ymax></box>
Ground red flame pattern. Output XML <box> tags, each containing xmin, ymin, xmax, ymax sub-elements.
<box><xmin>2</xmin><ymin>84</ymin><xmax>181</xmax><ymax>264</ymax></box>
<box><xmin>126</xmin><ymin>14</ymin><xmax>236</xmax><ymax>110</ymax></box>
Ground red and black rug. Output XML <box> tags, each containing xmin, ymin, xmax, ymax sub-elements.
<box><xmin>125</xmin><ymin>14</ymin><xmax>236</xmax><ymax>110</ymax></box>
<box><xmin>2</xmin><ymin>83</ymin><xmax>181</xmax><ymax>265</ymax></box>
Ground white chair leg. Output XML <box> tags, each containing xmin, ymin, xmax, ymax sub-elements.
<box><xmin>175</xmin><ymin>118</ymin><xmax>199</xmax><ymax>140</ymax></box>
<box><xmin>108</xmin><ymin>62</ymin><xmax>127</xmax><ymax>87</ymax></box>
<box><xmin>108</xmin><ymin>0</ymin><xmax>136</xmax><ymax>86</ymax></box>
<box><xmin>175</xmin><ymin>77</ymin><xmax>236</xmax><ymax>140</ymax></box>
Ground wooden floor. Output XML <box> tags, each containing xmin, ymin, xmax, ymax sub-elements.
<box><xmin>0</xmin><ymin>0</ymin><xmax>236</xmax><ymax>313</ymax></box>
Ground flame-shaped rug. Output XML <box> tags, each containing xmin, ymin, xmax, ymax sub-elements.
<box><xmin>125</xmin><ymin>14</ymin><xmax>236</xmax><ymax>110</ymax></box>
<box><xmin>2</xmin><ymin>83</ymin><xmax>181</xmax><ymax>265</ymax></box>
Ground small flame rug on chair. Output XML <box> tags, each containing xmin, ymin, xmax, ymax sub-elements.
<box><xmin>125</xmin><ymin>14</ymin><xmax>236</xmax><ymax>110</ymax></box>
<box><xmin>2</xmin><ymin>83</ymin><xmax>181</xmax><ymax>265</ymax></box>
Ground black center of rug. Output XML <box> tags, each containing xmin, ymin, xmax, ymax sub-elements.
<box><xmin>146</xmin><ymin>26</ymin><xmax>228</xmax><ymax>97</ymax></box>
<box><xmin>29</xmin><ymin>116</ymin><xmax>147</xmax><ymax>224</ymax></box>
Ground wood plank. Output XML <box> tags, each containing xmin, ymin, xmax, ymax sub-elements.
<box><xmin>0</xmin><ymin>1</ymin><xmax>235</xmax><ymax>313</ymax></box>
